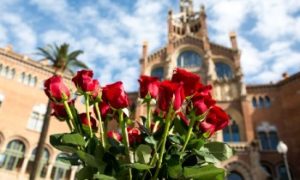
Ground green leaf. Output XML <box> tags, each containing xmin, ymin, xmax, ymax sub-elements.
<box><xmin>61</xmin><ymin>133</ymin><xmax>85</xmax><ymax>146</ymax></box>
<box><xmin>127</xmin><ymin>163</ymin><xmax>153</xmax><ymax>171</ymax></box>
<box><xmin>183</xmin><ymin>164</ymin><xmax>225</xmax><ymax>180</ymax></box>
<box><xmin>187</xmin><ymin>138</ymin><xmax>206</xmax><ymax>150</ymax></box>
<box><xmin>167</xmin><ymin>154</ymin><xmax>182</xmax><ymax>178</ymax></box>
<box><xmin>168</xmin><ymin>135</ymin><xmax>182</xmax><ymax>145</ymax></box>
<box><xmin>93</xmin><ymin>173</ymin><xmax>116</xmax><ymax>180</ymax></box>
<box><xmin>76</xmin><ymin>151</ymin><xmax>99</xmax><ymax>168</ymax></box>
<box><xmin>76</xmin><ymin>166</ymin><xmax>96</xmax><ymax>180</ymax></box>
<box><xmin>50</xmin><ymin>134</ymin><xmax>78</xmax><ymax>153</ymax></box>
<box><xmin>195</xmin><ymin>142</ymin><xmax>234</xmax><ymax>163</ymax></box>
<box><xmin>145</xmin><ymin>136</ymin><xmax>158</xmax><ymax>150</ymax></box>
<box><xmin>174</xmin><ymin>117</ymin><xmax>188</xmax><ymax>136</ymax></box>
<box><xmin>135</xmin><ymin>144</ymin><xmax>152</xmax><ymax>164</ymax></box>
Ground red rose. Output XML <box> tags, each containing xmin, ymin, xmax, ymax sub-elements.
<box><xmin>102</xmin><ymin>81</ymin><xmax>129</xmax><ymax>109</ymax></box>
<box><xmin>138</xmin><ymin>75</ymin><xmax>160</xmax><ymax>99</ymax></box>
<box><xmin>127</xmin><ymin>127</ymin><xmax>142</xmax><ymax>145</ymax></box>
<box><xmin>94</xmin><ymin>101</ymin><xmax>113</xmax><ymax>120</ymax></box>
<box><xmin>199</xmin><ymin>106</ymin><xmax>229</xmax><ymax>137</ymax></box>
<box><xmin>44</xmin><ymin>75</ymin><xmax>70</xmax><ymax>102</ymax></box>
<box><xmin>171</xmin><ymin>68</ymin><xmax>201</xmax><ymax>97</ymax></box>
<box><xmin>50</xmin><ymin>100</ymin><xmax>74</xmax><ymax>121</ymax></box>
<box><xmin>157</xmin><ymin>80</ymin><xmax>185</xmax><ymax>111</ymax></box>
<box><xmin>192</xmin><ymin>84</ymin><xmax>215</xmax><ymax>116</ymax></box>
<box><xmin>72</xmin><ymin>70</ymin><xmax>100</xmax><ymax>96</ymax></box>
<box><xmin>78</xmin><ymin>113</ymin><xmax>98</xmax><ymax>131</ymax></box>
<box><xmin>107</xmin><ymin>130</ymin><xmax>122</xmax><ymax>142</ymax></box>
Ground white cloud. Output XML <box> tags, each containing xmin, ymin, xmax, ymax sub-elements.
<box><xmin>1</xmin><ymin>13</ymin><xmax>37</xmax><ymax>53</ymax></box>
<box><xmin>1</xmin><ymin>0</ymin><xmax>300</xmax><ymax>90</ymax></box>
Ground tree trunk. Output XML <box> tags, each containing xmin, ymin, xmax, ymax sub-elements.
<box><xmin>30</xmin><ymin>99</ymin><xmax>52</xmax><ymax>180</ymax></box>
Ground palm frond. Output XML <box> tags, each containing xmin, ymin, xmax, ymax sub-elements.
<box><xmin>37</xmin><ymin>42</ymin><xmax>86</xmax><ymax>73</ymax></box>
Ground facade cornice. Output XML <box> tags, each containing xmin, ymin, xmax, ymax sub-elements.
<box><xmin>0</xmin><ymin>48</ymin><xmax>72</xmax><ymax>80</ymax></box>
<box><xmin>246</xmin><ymin>72</ymin><xmax>300</xmax><ymax>91</ymax></box>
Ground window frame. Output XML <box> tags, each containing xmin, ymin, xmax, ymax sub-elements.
<box><xmin>0</xmin><ymin>140</ymin><xmax>26</xmax><ymax>171</ymax></box>
<box><xmin>177</xmin><ymin>50</ymin><xmax>202</xmax><ymax>68</ymax></box>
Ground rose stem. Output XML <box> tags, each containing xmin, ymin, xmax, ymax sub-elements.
<box><xmin>152</xmin><ymin>106</ymin><xmax>173</xmax><ymax>180</ymax></box>
<box><xmin>95</xmin><ymin>102</ymin><xmax>106</xmax><ymax>148</ymax></box>
<box><xmin>85</xmin><ymin>95</ymin><xmax>93</xmax><ymax>137</ymax></box>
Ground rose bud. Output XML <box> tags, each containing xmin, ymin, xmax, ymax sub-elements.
<box><xmin>107</xmin><ymin>130</ymin><xmax>122</xmax><ymax>142</ymax></box>
<box><xmin>44</xmin><ymin>75</ymin><xmax>70</xmax><ymax>102</ymax></box>
<box><xmin>78</xmin><ymin>113</ymin><xmax>98</xmax><ymax>131</ymax></box>
<box><xmin>138</xmin><ymin>75</ymin><xmax>160</xmax><ymax>99</ymax></box>
<box><xmin>199</xmin><ymin>106</ymin><xmax>229</xmax><ymax>137</ymax></box>
<box><xmin>94</xmin><ymin>101</ymin><xmax>113</xmax><ymax>120</ymax></box>
<box><xmin>102</xmin><ymin>81</ymin><xmax>129</xmax><ymax>109</ymax></box>
<box><xmin>127</xmin><ymin>127</ymin><xmax>142</xmax><ymax>145</ymax></box>
<box><xmin>50</xmin><ymin>100</ymin><xmax>74</xmax><ymax>121</ymax></box>
<box><xmin>72</xmin><ymin>70</ymin><xmax>100</xmax><ymax>97</ymax></box>
<box><xmin>157</xmin><ymin>80</ymin><xmax>185</xmax><ymax>112</ymax></box>
<box><xmin>171</xmin><ymin>68</ymin><xmax>201</xmax><ymax>97</ymax></box>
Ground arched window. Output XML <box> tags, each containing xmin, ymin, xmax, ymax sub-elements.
<box><xmin>252</xmin><ymin>97</ymin><xmax>257</xmax><ymax>108</ymax></box>
<box><xmin>265</xmin><ymin>96</ymin><xmax>271</xmax><ymax>108</ymax></box>
<box><xmin>258</xmin><ymin>97</ymin><xmax>264</xmax><ymax>108</ymax></box>
<box><xmin>151</xmin><ymin>67</ymin><xmax>164</xmax><ymax>80</ymax></box>
<box><xmin>27</xmin><ymin>74</ymin><xmax>32</xmax><ymax>85</ymax></box>
<box><xmin>26</xmin><ymin>148</ymin><xmax>50</xmax><ymax>177</ymax></box>
<box><xmin>0</xmin><ymin>140</ymin><xmax>26</xmax><ymax>171</ymax></box>
<box><xmin>33</xmin><ymin>76</ymin><xmax>38</xmax><ymax>86</ymax></box>
<box><xmin>257</xmin><ymin>130</ymin><xmax>279</xmax><ymax>150</ymax></box>
<box><xmin>29</xmin><ymin>76</ymin><xmax>37</xmax><ymax>87</ymax></box>
<box><xmin>7</xmin><ymin>68</ymin><xmax>15</xmax><ymax>79</ymax></box>
<box><xmin>4</xmin><ymin>66</ymin><xmax>9</xmax><ymax>77</ymax></box>
<box><xmin>177</xmin><ymin>50</ymin><xmax>202</xmax><ymax>68</ymax></box>
<box><xmin>277</xmin><ymin>164</ymin><xmax>289</xmax><ymax>180</ymax></box>
<box><xmin>223</xmin><ymin>117</ymin><xmax>240</xmax><ymax>142</ymax></box>
<box><xmin>19</xmin><ymin>72</ymin><xmax>25</xmax><ymax>83</ymax></box>
<box><xmin>51</xmin><ymin>153</ymin><xmax>71</xmax><ymax>180</ymax></box>
<box><xmin>215</xmin><ymin>62</ymin><xmax>233</xmax><ymax>79</ymax></box>
<box><xmin>227</xmin><ymin>171</ymin><xmax>244</xmax><ymax>180</ymax></box>
<box><xmin>0</xmin><ymin>64</ymin><xmax>3</xmax><ymax>75</ymax></box>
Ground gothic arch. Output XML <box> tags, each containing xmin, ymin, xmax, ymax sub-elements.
<box><xmin>224</xmin><ymin>160</ymin><xmax>253</xmax><ymax>180</ymax></box>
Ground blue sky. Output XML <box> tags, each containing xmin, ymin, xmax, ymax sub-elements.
<box><xmin>1</xmin><ymin>0</ymin><xmax>300</xmax><ymax>91</ymax></box>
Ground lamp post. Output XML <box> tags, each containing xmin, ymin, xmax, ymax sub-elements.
<box><xmin>277</xmin><ymin>141</ymin><xmax>292</xmax><ymax>180</ymax></box>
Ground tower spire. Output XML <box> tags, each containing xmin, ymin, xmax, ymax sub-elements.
<box><xmin>180</xmin><ymin>0</ymin><xmax>193</xmax><ymax>15</ymax></box>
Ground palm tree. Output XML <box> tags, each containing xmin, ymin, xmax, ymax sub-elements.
<box><xmin>30</xmin><ymin>43</ymin><xmax>88</xmax><ymax>180</ymax></box>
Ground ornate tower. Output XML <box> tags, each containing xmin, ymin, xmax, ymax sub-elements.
<box><xmin>138</xmin><ymin>1</ymin><xmax>266</xmax><ymax>179</ymax></box>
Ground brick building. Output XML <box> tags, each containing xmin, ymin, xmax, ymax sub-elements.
<box><xmin>135</xmin><ymin>1</ymin><xmax>300</xmax><ymax>180</ymax></box>
<box><xmin>0</xmin><ymin>0</ymin><xmax>299</xmax><ymax>180</ymax></box>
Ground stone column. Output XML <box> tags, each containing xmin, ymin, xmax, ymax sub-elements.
<box><xmin>69</xmin><ymin>166</ymin><xmax>78</xmax><ymax>180</ymax></box>
<box><xmin>45</xmin><ymin>161</ymin><xmax>54</xmax><ymax>180</ymax></box>
<box><xmin>20</xmin><ymin>155</ymin><xmax>30</xmax><ymax>174</ymax></box>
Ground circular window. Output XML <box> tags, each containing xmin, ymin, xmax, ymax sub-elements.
<box><xmin>177</xmin><ymin>50</ymin><xmax>202</xmax><ymax>68</ymax></box>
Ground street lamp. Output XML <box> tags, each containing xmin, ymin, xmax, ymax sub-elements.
<box><xmin>277</xmin><ymin>141</ymin><xmax>292</xmax><ymax>180</ymax></box>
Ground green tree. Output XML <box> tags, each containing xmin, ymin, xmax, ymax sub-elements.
<box><xmin>30</xmin><ymin>43</ymin><xmax>88</xmax><ymax>180</ymax></box>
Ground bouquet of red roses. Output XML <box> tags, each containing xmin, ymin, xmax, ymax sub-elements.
<box><xmin>44</xmin><ymin>68</ymin><xmax>233</xmax><ymax>180</ymax></box>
